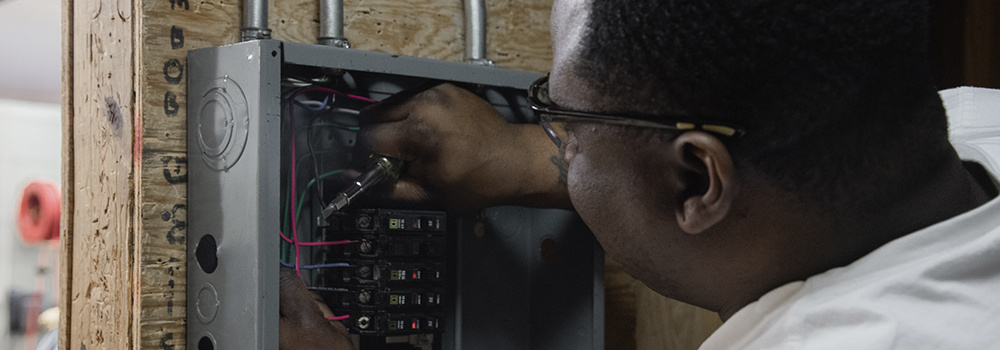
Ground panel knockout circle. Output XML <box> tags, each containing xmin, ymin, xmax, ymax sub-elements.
<box><xmin>196</xmin><ymin>283</ymin><xmax>220</xmax><ymax>324</ymax></box>
<box><xmin>197</xmin><ymin>76</ymin><xmax>250</xmax><ymax>171</ymax></box>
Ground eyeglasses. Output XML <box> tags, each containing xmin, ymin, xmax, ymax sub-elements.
<box><xmin>527</xmin><ymin>74</ymin><xmax>746</xmax><ymax>149</ymax></box>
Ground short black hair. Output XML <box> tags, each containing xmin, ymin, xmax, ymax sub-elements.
<box><xmin>576</xmin><ymin>0</ymin><xmax>953</xmax><ymax>212</ymax></box>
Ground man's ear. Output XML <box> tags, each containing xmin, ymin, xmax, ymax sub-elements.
<box><xmin>671</xmin><ymin>131</ymin><xmax>737</xmax><ymax>234</ymax></box>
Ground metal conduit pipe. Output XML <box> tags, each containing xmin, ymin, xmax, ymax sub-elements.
<box><xmin>464</xmin><ymin>0</ymin><xmax>493</xmax><ymax>65</ymax></box>
<box><xmin>319</xmin><ymin>0</ymin><xmax>351</xmax><ymax>48</ymax></box>
<box><xmin>242</xmin><ymin>0</ymin><xmax>272</xmax><ymax>41</ymax></box>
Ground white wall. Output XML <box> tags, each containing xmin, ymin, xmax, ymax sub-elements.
<box><xmin>0</xmin><ymin>98</ymin><xmax>62</xmax><ymax>349</ymax></box>
<box><xmin>0</xmin><ymin>0</ymin><xmax>64</xmax><ymax>347</ymax></box>
<box><xmin>0</xmin><ymin>0</ymin><xmax>62</xmax><ymax>104</ymax></box>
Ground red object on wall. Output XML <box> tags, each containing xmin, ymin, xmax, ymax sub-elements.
<box><xmin>17</xmin><ymin>181</ymin><xmax>61</xmax><ymax>243</ymax></box>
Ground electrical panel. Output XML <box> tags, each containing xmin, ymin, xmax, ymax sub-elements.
<box><xmin>187</xmin><ymin>40</ymin><xmax>603</xmax><ymax>350</ymax></box>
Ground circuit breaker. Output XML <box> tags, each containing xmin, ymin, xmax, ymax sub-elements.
<box><xmin>187</xmin><ymin>40</ymin><xmax>604</xmax><ymax>350</ymax></box>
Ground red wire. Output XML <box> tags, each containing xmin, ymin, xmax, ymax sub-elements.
<box><xmin>305</xmin><ymin>86</ymin><xmax>376</xmax><ymax>103</ymax></box>
<box><xmin>299</xmin><ymin>240</ymin><xmax>355</xmax><ymax>246</ymax></box>
<box><xmin>291</xmin><ymin>92</ymin><xmax>302</xmax><ymax>276</ymax></box>
<box><xmin>280</xmin><ymin>231</ymin><xmax>354</xmax><ymax>246</ymax></box>
<box><xmin>328</xmin><ymin>315</ymin><xmax>351</xmax><ymax>321</ymax></box>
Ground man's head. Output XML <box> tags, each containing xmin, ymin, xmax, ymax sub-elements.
<box><xmin>548</xmin><ymin>0</ymin><xmax>955</xmax><ymax>314</ymax></box>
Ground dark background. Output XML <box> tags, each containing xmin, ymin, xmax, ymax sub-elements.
<box><xmin>930</xmin><ymin>0</ymin><xmax>1000</xmax><ymax>89</ymax></box>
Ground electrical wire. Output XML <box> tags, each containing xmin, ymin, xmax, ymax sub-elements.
<box><xmin>331</xmin><ymin>107</ymin><xmax>360</xmax><ymax>115</ymax></box>
<box><xmin>283</xmin><ymin>169</ymin><xmax>348</xmax><ymax>264</ymax></box>
<box><xmin>287</xmin><ymin>87</ymin><xmax>374</xmax><ymax>276</ymax></box>
<box><xmin>294</xmin><ymin>121</ymin><xmax>359</xmax><ymax>133</ymax></box>
<box><xmin>283</xmin><ymin>165</ymin><xmax>335</xmax><ymax>264</ymax></box>
<box><xmin>299</xmin><ymin>240</ymin><xmax>356</xmax><ymax>246</ymax></box>
<box><xmin>279</xmin><ymin>231</ymin><xmax>355</xmax><ymax>247</ymax></box>
<box><xmin>295</xmin><ymin>170</ymin><xmax>347</xmax><ymax>224</ymax></box>
<box><xmin>290</xmin><ymin>91</ymin><xmax>303</xmax><ymax>276</ymax></box>
<box><xmin>300</xmin><ymin>263</ymin><xmax>353</xmax><ymax>269</ymax></box>
<box><xmin>295</xmin><ymin>95</ymin><xmax>331</xmax><ymax>111</ymax></box>
<box><xmin>287</xmin><ymin>87</ymin><xmax>371</xmax><ymax>325</ymax></box>
<box><xmin>277</xmin><ymin>260</ymin><xmax>352</xmax><ymax>322</ymax></box>
<box><xmin>306</xmin><ymin>111</ymin><xmax>360</xmax><ymax>204</ymax></box>
<box><xmin>308</xmin><ymin>114</ymin><xmax>326</xmax><ymax>204</ymax></box>
<box><xmin>307</xmin><ymin>86</ymin><xmax>376</xmax><ymax>103</ymax></box>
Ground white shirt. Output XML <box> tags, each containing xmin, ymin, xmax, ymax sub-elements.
<box><xmin>700</xmin><ymin>87</ymin><xmax>1000</xmax><ymax>350</ymax></box>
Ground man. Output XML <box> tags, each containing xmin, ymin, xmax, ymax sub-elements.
<box><xmin>281</xmin><ymin>0</ymin><xmax>1000</xmax><ymax>348</ymax></box>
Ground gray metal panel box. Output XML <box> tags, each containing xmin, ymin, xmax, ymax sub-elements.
<box><xmin>187</xmin><ymin>40</ymin><xmax>603</xmax><ymax>350</ymax></box>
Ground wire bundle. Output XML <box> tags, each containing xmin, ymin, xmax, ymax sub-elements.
<box><xmin>285</xmin><ymin>86</ymin><xmax>374</xmax><ymax>275</ymax></box>
<box><xmin>282</xmin><ymin>84</ymin><xmax>377</xmax><ymax>323</ymax></box>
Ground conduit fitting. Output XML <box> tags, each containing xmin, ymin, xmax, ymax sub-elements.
<box><xmin>319</xmin><ymin>0</ymin><xmax>351</xmax><ymax>48</ymax></box>
<box><xmin>242</xmin><ymin>0</ymin><xmax>272</xmax><ymax>41</ymax></box>
<box><xmin>464</xmin><ymin>0</ymin><xmax>493</xmax><ymax>66</ymax></box>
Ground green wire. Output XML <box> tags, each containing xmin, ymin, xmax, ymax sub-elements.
<box><xmin>280</xmin><ymin>169</ymin><xmax>349</xmax><ymax>264</ymax></box>
<box><xmin>295</xmin><ymin>169</ymin><xmax>348</xmax><ymax>224</ymax></box>
<box><xmin>281</xmin><ymin>131</ymin><xmax>353</xmax><ymax>263</ymax></box>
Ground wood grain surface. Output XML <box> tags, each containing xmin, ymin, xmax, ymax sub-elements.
<box><xmin>59</xmin><ymin>0</ymin><xmax>74</xmax><ymax>348</ymax></box>
<box><xmin>605</xmin><ymin>258</ymin><xmax>722</xmax><ymax>350</ymax></box>
<box><xmin>66</xmin><ymin>0</ymin><xmax>139</xmax><ymax>348</ymax></box>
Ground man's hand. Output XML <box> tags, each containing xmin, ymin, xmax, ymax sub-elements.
<box><xmin>279</xmin><ymin>268</ymin><xmax>354</xmax><ymax>350</ymax></box>
<box><xmin>359</xmin><ymin>83</ymin><xmax>571</xmax><ymax>211</ymax></box>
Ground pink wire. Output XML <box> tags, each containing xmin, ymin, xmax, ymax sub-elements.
<box><xmin>288</xmin><ymin>87</ymin><xmax>374</xmax><ymax>276</ymax></box>
<box><xmin>280</xmin><ymin>232</ymin><xmax>353</xmax><ymax>246</ymax></box>
<box><xmin>291</xmin><ymin>98</ymin><xmax>302</xmax><ymax>276</ymax></box>
<box><xmin>328</xmin><ymin>315</ymin><xmax>351</xmax><ymax>321</ymax></box>
<box><xmin>316</xmin><ymin>86</ymin><xmax>376</xmax><ymax>103</ymax></box>
<box><xmin>299</xmin><ymin>86</ymin><xmax>376</xmax><ymax>103</ymax></box>
<box><xmin>299</xmin><ymin>240</ymin><xmax>354</xmax><ymax>246</ymax></box>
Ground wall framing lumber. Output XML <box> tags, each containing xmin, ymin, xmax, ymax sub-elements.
<box><xmin>64</xmin><ymin>0</ymin><xmax>140</xmax><ymax>348</ymax></box>
<box><xmin>64</xmin><ymin>1</ymin><xmax>722</xmax><ymax>349</ymax></box>
<box><xmin>58</xmin><ymin>0</ymin><xmax>74</xmax><ymax>348</ymax></box>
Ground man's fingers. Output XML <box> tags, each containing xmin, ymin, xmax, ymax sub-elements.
<box><xmin>388</xmin><ymin>178</ymin><xmax>432</xmax><ymax>203</ymax></box>
<box><xmin>359</xmin><ymin>97</ymin><xmax>411</xmax><ymax>124</ymax></box>
<box><xmin>278</xmin><ymin>268</ymin><xmax>326</xmax><ymax>324</ymax></box>
<box><xmin>359</xmin><ymin>82</ymin><xmax>452</xmax><ymax>125</ymax></box>
<box><xmin>358</xmin><ymin>121</ymin><xmax>427</xmax><ymax>161</ymax></box>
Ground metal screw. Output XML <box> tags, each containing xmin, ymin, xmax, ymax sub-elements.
<box><xmin>357</xmin><ymin>316</ymin><xmax>370</xmax><ymax>329</ymax></box>
<box><xmin>356</xmin><ymin>266</ymin><xmax>372</xmax><ymax>279</ymax></box>
<box><xmin>356</xmin><ymin>215</ymin><xmax>372</xmax><ymax>229</ymax></box>
<box><xmin>359</xmin><ymin>240</ymin><xmax>374</xmax><ymax>254</ymax></box>
<box><xmin>357</xmin><ymin>291</ymin><xmax>372</xmax><ymax>304</ymax></box>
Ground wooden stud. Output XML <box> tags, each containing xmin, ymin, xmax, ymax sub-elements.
<box><xmin>59</xmin><ymin>0</ymin><xmax>74</xmax><ymax>347</ymax></box>
<box><xmin>66</xmin><ymin>0</ymin><xmax>139</xmax><ymax>348</ymax></box>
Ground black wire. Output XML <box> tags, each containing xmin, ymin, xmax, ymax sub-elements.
<box><xmin>307</xmin><ymin>113</ymin><xmax>326</xmax><ymax>205</ymax></box>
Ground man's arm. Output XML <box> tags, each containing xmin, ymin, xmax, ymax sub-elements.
<box><xmin>359</xmin><ymin>83</ymin><xmax>572</xmax><ymax>211</ymax></box>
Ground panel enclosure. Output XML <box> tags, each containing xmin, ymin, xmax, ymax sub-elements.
<box><xmin>188</xmin><ymin>40</ymin><xmax>604</xmax><ymax>350</ymax></box>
